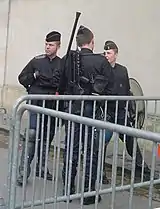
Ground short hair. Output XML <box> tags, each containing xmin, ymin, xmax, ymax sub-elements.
<box><xmin>76</xmin><ymin>25</ymin><xmax>94</xmax><ymax>47</ymax></box>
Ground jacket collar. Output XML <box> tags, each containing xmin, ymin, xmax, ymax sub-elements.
<box><xmin>80</xmin><ymin>48</ymin><xmax>93</xmax><ymax>53</ymax></box>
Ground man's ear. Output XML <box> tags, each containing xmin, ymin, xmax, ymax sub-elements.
<box><xmin>91</xmin><ymin>39</ymin><xmax>94</xmax><ymax>49</ymax></box>
<box><xmin>56</xmin><ymin>41</ymin><xmax>61</xmax><ymax>49</ymax></box>
<box><xmin>115</xmin><ymin>52</ymin><xmax>118</xmax><ymax>59</ymax></box>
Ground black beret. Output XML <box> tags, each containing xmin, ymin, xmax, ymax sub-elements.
<box><xmin>45</xmin><ymin>31</ymin><xmax>61</xmax><ymax>42</ymax></box>
<box><xmin>104</xmin><ymin>40</ymin><xmax>118</xmax><ymax>51</ymax></box>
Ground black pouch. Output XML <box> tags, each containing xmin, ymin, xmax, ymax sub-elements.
<box><xmin>92</xmin><ymin>75</ymin><xmax>108</xmax><ymax>94</ymax></box>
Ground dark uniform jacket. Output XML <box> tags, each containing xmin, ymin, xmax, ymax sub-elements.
<box><xmin>59</xmin><ymin>48</ymin><xmax>114</xmax><ymax>95</ymax></box>
<box><xmin>112</xmin><ymin>63</ymin><xmax>130</xmax><ymax>96</ymax></box>
<box><xmin>108</xmin><ymin>63</ymin><xmax>131</xmax><ymax>117</ymax></box>
<box><xmin>18</xmin><ymin>54</ymin><xmax>61</xmax><ymax>95</ymax></box>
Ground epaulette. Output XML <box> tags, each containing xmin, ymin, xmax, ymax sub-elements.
<box><xmin>34</xmin><ymin>54</ymin><xmax>46</xmax><ymax>59</ymax></box>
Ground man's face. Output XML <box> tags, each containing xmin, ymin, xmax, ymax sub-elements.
<box><xmin>45</xmin><ymin>41</ymin><xmax>60</xmax><ymax>56</ymax></box>
<box><xmin>104</xmin><ymin>49</ymin><xmax>117</xmax><ymax>65</ymax></box>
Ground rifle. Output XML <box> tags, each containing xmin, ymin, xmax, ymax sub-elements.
<box><xmin>64</xmin><ymin>12</ymin><xmax>98</xmax><ymax>95</ymax></box>
<box><xmin>65</xmin><ymin>12</ymin><xmax>81</xmax><ymax>60</ymax></box>
<box><xmin>69</xmin><ymin>49</ymin><xmax>87</xmax><ymax>95</ymax></box>
<box><xmin>58</xmin><ymin>12</ymin><xmax>81</xmax><ymax>96</ymax></box>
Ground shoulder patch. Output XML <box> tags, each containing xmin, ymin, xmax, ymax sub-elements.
<box><xmin>34</xmin><ymin>54</ymin><xmax>46</xmax><ymax>59</ymax></box>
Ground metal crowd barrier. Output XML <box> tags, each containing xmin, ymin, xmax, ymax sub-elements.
<box><xmin>6</xmin><ymin>95</ymin><xmax>160</xmax><ymax>209</ymax></box>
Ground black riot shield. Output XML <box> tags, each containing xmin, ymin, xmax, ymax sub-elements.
<box><xmin>129</xmin><ymin>77</ymin><xmax>145</xmax><ymax>129</ymax></box>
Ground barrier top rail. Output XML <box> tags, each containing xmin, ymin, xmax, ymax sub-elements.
<box><xmin>14</xmin><ymin>94</ymin><xmax>160</xmax><ymax>103</ymax></box>
<box><xmin>12</xmin><ymin>94</ymin><xmax>160</xmax><ymax>117</ymax></box>
<box><xmin>17</xmin><ymin>104</ymin><xmax>160</xmax><ymax>143</ymax></box>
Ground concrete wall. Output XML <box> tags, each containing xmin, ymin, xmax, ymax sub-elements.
<box><xmin>0</xmin><ymin>0</ymin><xmax>160</xmax><ymax>111</ymax></box>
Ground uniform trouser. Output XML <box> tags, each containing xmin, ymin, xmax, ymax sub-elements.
<box><xmin>62</xmin><ymin>102</ymin><xmax>99</xmax><ymax>190</ymax></box>
<box><xmin>103</xmin><ymin>116</ymin><xmax>145</xmax><ymax>170</ymax></box>
<box><xmin>19</xmin><ymin>100</ymin><xmax>55</xmax><ymax>178</ymax></box>
<box><xmin>118</xmin><ymin>118</ymin><xmax>144</xmax><ymax>168</ymax></box>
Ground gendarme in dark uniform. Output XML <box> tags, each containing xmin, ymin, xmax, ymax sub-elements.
<box><xmin>59</xmin><ymin>26</ymin><xmax>113</xmax><ymax>205</ymax></box>
<box><xmin>104</xmin><ymin>40</ymin><xmax>150</xmax><ymax>176</ymax></box>
<box><xmin>17</xmin><ymin>31</ymin><xmax>61</xmax><ymax>186</ymax></box>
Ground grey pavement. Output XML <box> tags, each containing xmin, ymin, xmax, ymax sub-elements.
<box><xmin>0</xmin><ymin>135</ymin><xmax>160</xmax><ymax>208</ymax></box>
<box><xmin>0</xmin><ymin>112</ymin><xmax>160</xmax><ymax>208</ymax></box>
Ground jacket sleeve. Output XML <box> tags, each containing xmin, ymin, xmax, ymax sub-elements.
<box><xmin>18</xmin><ymin>59</ymin><xmax>35</xmax><ymax>89</ymax></box>
<box><xmin>101</xmin><ymin>58</ymin><xmax>114</xmax><ymax>95</ymax></box>
<box><xmin>125</xmin><ymin>67</ymin><xmax>135</xmax><ymax>114</ymax></box>
<box><xmin>58</xmin><ymin>56</ymin><xmax>68</xmax><ymax>94</ymax></box>
<box><xmin>124</xmin><ymin>67</ymin><xmax>131</xmax><ymax>96</ymax></box>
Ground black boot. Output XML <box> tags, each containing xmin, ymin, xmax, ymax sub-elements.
<box><xmin>62</xmin><ymin>170</ymin><xmax>75</xmax><ymax>203</ymax></box>
<box><xmin>83</xmin><ymin>182</ymin><xmax>102</xmax><ymax>205</ymax></box>
<box><xmin>135</xmin><ymin>162</ymin><xmax>152</xmax><ymax>181</ymax></box>
<box><xmin>135</xmin><ymin>146</ymin><xmax>151</xmax><ymax>180</ymax></box>
<box><xmin>83</xmin><ymin>195</ymin><xmax>101</xmax><ymax>205</ymax></box>
<box><xmin>83</xmin><ymin>187</ymin><xmax>102</xmax><ymax>205</ymax></box>
<box><xmin>63</xmin><ymin>184</ymin><xmax>75</xmax><ymax>203</ymax></box>
<box><xmin>17</xmin><ymin>175</ymin><xmax>28</xmax><ymax>186</ymax></box>
<box><xmin>36</xmin><ymin>166</ymin><xmax>53</xmax><ymax>181</ymax></box>
<box><xmin>17</xmin><ymin>129</ymin><xmax>36</xmax><ymax>186</ymax></box>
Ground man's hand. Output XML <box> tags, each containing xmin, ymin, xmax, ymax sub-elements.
<box><xmin>34</xmin><ymin>70</ymin><xmax>40</xmax><ymax>79</ymax></box>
